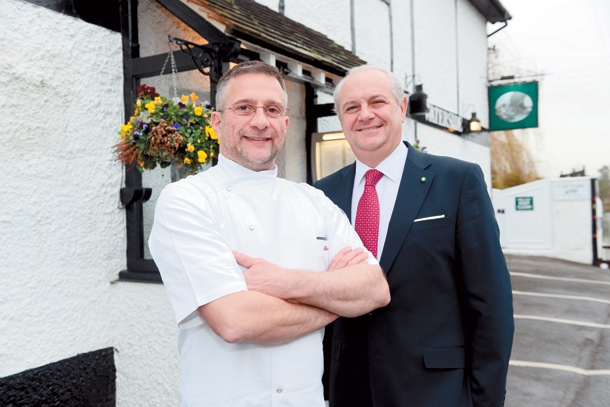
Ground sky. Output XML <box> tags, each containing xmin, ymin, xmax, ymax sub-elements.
<box><xmin>487</xmin><ymin>0</ymin><xmax>610</xmax><ymax>178</ymax></box>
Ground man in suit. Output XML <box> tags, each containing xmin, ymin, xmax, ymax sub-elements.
<box><xmin>315</xmin><ymin>65</ymin><xmax>514</xmax><ymax>407</ymax></box>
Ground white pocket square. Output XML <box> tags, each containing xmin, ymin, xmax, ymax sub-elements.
<box><xmin>414</xmin><ymin>214</ymin><xmax>445</xmax><ymax>223</ymax></box>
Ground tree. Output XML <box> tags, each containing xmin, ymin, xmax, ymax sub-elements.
<box><xmin>491</xmin><ymin>130</ymin><xmax>541</xmax><ymax>189</ymax></box>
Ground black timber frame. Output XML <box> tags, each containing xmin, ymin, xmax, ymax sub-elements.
<box><xmin>305</xmin><ymin>86</ymin><xmax>335</xmax><ymax>185</ymax></box>
<box><xmin>118</xmin><ymin>0</ymin><xmax>244</xmax><ymax>281</ymax></box>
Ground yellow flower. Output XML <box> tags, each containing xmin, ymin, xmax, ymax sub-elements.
<box><xmin>187</xmin><ymin>143</ymin><xmax>195</xmax><ymax>153</ymax></box>
<box><xmin>194</xmin><ymin>106</ymin><xmax>203</xmax><ymax>116</ymax></box>
<box><xmin>145</xmin><ymin>101</ymin><xmax>156</xmax><ymax>113</ymax></box>
<box><xmin>197</xmin><ymin>150</ymin><xmax>208</xmax><ymax>163</ymax></box>
<box><xmin>136</xmin><ymin>99</ymin><xmax>142</xmax><ymax>107</ymax></box>
<box><xmin>206</xmin><ymin>125</ymin><xmax>218</xmax><ymax>140</ymax></box>
<box><xmin>184</xmin><ymin>157</ymin><xmax>192</xmax><ymax>165</ymax></box>
<box><xmin>190</xmin><ymin>93</ymin><xmax>199</xmax><ymax>103</ymax></box>
<box><xmin>181</xmin><ymin>95</ymin><xmax>189</xmax><ymax>104</ymax></box>
<box><xmin>154</xmin><ymin>96</ymin><xmax>163</xmax><ymax>106</ymax></box>
<box><xmin>121</xmin><ymin>123</ymin><xmax>133</xmax><ymax>134</ymax></box>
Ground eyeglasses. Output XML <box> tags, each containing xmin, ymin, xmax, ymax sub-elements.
<box><xmin>219</xmin><ymin>103</ymin><xmax>289</xmax><ymax>119</ymax></box>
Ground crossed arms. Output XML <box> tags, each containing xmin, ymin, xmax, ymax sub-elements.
<box><xmin>199</xmin><ymin>247</ymin><xmax>390</xmax><ymax>344</ymax></box>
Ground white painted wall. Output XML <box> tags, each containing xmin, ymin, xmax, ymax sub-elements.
<box><xmin>492</xmin><ymin>177</ymin><xmax>602</xmax><ymax>265</ymax></box>
<box><xmin>284</xmin><ymin>0</ymin><xmax>353</xmax><ymax>52</ymax></box>
<box><xmin>0</xmin><ymin>1</ymin><xmax>179</xmax><ymax>406</ymax></box>
<box><xmin>1</xmin><ymin>0</ymin><xmax>123</xmax><ymax>372</ymax></box>
<box><xmin>1</xmin><ymin>0</ymin><xmax>495</xmax><ymax>405</ymax></box>
<box><xmin>280</xmin><ymin>79</ymin><xmax>308</xmax><ymax>181</ymax></box>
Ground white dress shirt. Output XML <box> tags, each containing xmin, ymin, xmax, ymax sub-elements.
<box><xmin>149</xmin><ymin>155</ymin><xmax>373</xmax><ymax>407</ymax></box>
<box><xmin>351</xmin><ymin>142</ymin><xmax>408</xmax><ymax>260</ymax></box>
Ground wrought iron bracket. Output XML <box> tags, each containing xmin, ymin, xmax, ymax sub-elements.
<box><xmin>120</xmin><ymin>187</ymin><xmax>152</xmax><ymax>208</ymax></box>
<box><xmin>169</xmin><ymin>35</ymin><xmax>241</xmax><ymax>83</ymax></box>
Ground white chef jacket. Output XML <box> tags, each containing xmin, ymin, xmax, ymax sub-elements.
<box><xmin>149</xmin><ymin>155</ymin><xmax>374</xmax><ymax>407</ymax></box>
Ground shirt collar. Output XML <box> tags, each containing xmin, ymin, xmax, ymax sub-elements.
<box><xmin>217</xmin><ymin>153</ymin><xmax>278</xmax><ymax>181</ymax></box>
<box><xmin>354</xmin><ymin>142</ymin><xmax>408</xmax><ymax>186</ymax></box>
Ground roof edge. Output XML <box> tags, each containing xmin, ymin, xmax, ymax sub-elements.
<box><xmin>468</xmin><ymin>0</ymin><xmax>512</xmax><ymax>23</ymax></box>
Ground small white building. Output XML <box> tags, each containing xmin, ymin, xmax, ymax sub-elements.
<box><xmin>1</xmin><ymin>0</ymin><xmax>511</xmax><ymax>405</ymax></box>
<box><xmin>492</xmin><ymin>177</ymin><xmax>604</xmax><ymax>265</ymax></box>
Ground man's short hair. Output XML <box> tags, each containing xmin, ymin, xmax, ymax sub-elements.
<box><xmin>333</xmin><ymin>65</ymin><xmax>404</xmax><ymax>115</ymax></box>
<box><xmin>216</xmin><ymin>60</ymin><xmax>288</xmax><ymax>109</ymax></box>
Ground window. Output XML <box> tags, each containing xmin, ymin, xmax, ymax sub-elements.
<box><xmin>310</xmin><ymin>132</ymin><xmax>355</xmax><ymax>182</ymax></box>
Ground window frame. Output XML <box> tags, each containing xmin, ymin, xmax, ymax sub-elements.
<box><xmin>117</xmin><ymin>0</ymin><xmax>235</xmax><ymax>282</ymax></box>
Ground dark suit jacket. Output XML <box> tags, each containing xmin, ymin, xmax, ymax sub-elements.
<box><xmin>315</xmin><ymin>142</ymin><xmax>514</xmax><ymax>407</ymax></box>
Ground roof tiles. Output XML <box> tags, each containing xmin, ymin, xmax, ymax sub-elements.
<box><xmin>187</xmin><ymin>0</ymin><xmax>366</xmax><ymax>75</ymax></box>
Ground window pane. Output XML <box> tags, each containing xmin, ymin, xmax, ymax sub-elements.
<box><xmin>140</xmin><ymin>70</ymin><xmax>213</xmax><ymax>259</ymax></box>
<box><xmin>311</xmin><ymin>132</ymin><xmax>355</xmax><ymax>182</ymax></box>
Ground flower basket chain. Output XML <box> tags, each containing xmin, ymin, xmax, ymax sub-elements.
<box><xmin>114</xmin><ymin>84</ymin><xmax>218</xmax><ymax>177</ymax></box>
<box><xmin>114</xmin><ymin>38</ymin><xmax>218</xmax><ymax>177</ymax></box>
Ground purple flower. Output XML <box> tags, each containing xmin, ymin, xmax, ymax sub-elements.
<box><xmin>178</xmin><ymin>102</ymin><xmax>185</xmax><ymax>108</ymax></box>
<box><xmin>138</xmin><ymin>121</ymin><xmax>149</xmax><ymax>132</ymax></box>
<box><xmin>183</xmin><ymin>115</ymin><xmax>190</xmax><ymax>122</ymax></box>
<box><xmin>204</xmin><ymin>101</ymin><xmax>211</xmax><ymax>109</ymax></box>
<box><xmin>133</xmin><ymin>131</ymin><xmax>141</xmax><ymax>141</ymax></box>
<box><xmin>162</xmin><ymin>103</ymin><xmax>169</xmax><ymax>112</ymax></box>
<box><xmin>172</xmin><ymin>122</ymin><xmax>181</xmax><ymax>130</ymax></box>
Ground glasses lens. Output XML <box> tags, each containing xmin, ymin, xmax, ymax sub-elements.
<box><xmin>232</xmin><ymin>104</ymin><xmax>253</xmax><ymax>116</ymax></box>
<box><xmin>228</xmin><ymin>104</ymin><xmax>286</xmax><ymax>118</ymax></box>
<box><xmin>264</xmin><ymin>105</ymin><xmax>284</xmax><ymax>118</ymax></box>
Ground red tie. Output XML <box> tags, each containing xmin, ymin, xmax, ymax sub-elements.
<box><xmin>355</xmin><ymin>169</ymin><xmax>384</xmax><ymax>258</ymax></box>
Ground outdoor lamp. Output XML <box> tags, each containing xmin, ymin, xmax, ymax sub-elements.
<box><xmin>408</xmin><ymin>84</ymin><xmax>429</xmax><ymax>116</ymax></box>
<box><xmin>467</xmin><ymin>112</ymin><xmax>482</xmax><ymax>132</ymax></box>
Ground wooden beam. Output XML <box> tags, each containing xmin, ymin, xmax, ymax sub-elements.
<box><xmin>131</xmin><ymin>51</ymin><xmax>199</xmax><ymax>79</ymax></box>
<box><xmin>155</xmin><ymin>0</ymin><xmax>228</xmax><ymax>44</ymax></box>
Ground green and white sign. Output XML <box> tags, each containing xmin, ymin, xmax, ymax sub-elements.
<box><xmin>515</xmin><ymin>197</ymin><xmax>534</xmax><ymax>211</ymax></box>
<box><xmin>489</xmin><ymin>82</ymin><xmax>539</xmax><ymax>131</ymax></box>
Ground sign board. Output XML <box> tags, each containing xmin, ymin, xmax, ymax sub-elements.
<box><xmin>489</xmin><ymin>82</ymin><xmax>538</xmax><ymax>131</ymax></box>
<box><xmin>423</xmin><ymin>105</ymin><xmax>463</xmax><ymax>133</ymax></box>
<box><xmin>515</xmin><ymin>197</ymin><xmax>534</xmax><ymax>211</ymax></box>
<box><xmin>553</xmin><ymin>180</ymin><xmax>590</xmax><ymax>201</ymax></box>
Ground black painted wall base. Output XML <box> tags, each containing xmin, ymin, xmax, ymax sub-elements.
<box><xmin>0</xmin><ymin>348</ymin><xmax>116</xmax><ymax>407</ymax></box>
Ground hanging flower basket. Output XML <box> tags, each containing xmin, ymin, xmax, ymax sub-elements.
<box><xmin>114</xmin><ymin>84</ymin><xmax>218</xmax><ymax>177</ymax></box>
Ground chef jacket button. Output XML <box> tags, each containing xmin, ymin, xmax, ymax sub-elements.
<box><xmin>249</xmin><ymin>225</ymin><xmax>255</xmax><ymax>230</ymax></box>
<box><xmin>226</xmin><ymin>186</ymin><xmax>232</xmax><ymax>192</ymax></box>
<box><xmin>276</xmin><ymin>388</ymin><xmax>282</xmax><ymax>394</ymax></box>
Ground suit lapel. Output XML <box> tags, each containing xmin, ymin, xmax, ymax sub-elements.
<box><xmin>326</xmin><ymin>163</ymin><xmax>356</xmax><ymax>220</ymax></box>
<box><xmin>379</xmin><ymin>143</ymin><xmax>433</xmax><ymax>274</ymax></box>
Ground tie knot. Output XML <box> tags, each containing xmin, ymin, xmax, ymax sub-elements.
<box><xmin>365</xmin><ymin>169</ymin><xmax>383</xmax><ymax>187</ymax></box>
